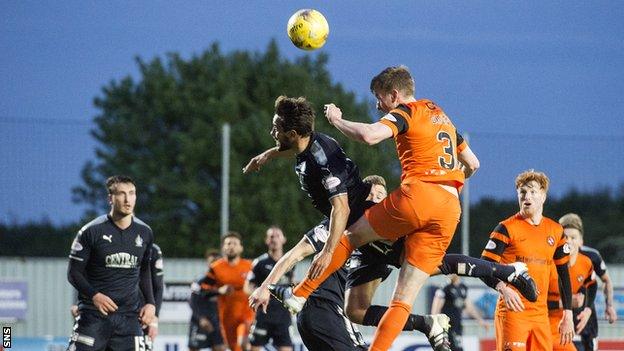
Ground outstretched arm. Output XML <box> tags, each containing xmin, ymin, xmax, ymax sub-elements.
<box><xmin>249</xmin><ymin>237</ymin><xmax>315</xmax><ymax>313</ymax></box>
<box><xmin>243</xmin><ymin>146</ymin><xmax>296</xmax><ymax>174</ymax></box>
<box><xmin>324</xmin><ymin>104</ymin><xmax>393</xmax><ymax>145</ymax></box>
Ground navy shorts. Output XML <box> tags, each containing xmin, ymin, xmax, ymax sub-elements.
<box><xmin>67</xmin><ymin>309</ymin><xmax>144</xmax><ymax>351</ymax></box>
<box><xmin>249</xmin><ymin>318</ymin><xmax>293</xmax><ymax>347</ymax></box>
<box><xmin>187</xmin><ymin>315</ymin><xmax>224</xmax><ymax>349</ymax></box>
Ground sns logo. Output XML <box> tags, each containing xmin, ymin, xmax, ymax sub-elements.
<box><xmin>3</xmin><ymin>326</ymin><xmax>11</xmax><ymax>348</ymax></box>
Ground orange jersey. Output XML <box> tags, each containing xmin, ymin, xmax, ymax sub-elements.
<box><xmin>547</xmin><ymin>254</ymin><xmax>595</xmax><ymax>310</ymax></box>
<box><xmin>206</xmin><ymin>257</ymin><xmax>254</xmax><ymax>320</ymax></box>
<box><xmin>481</xmin><ymin>213</ymin><xmax>569</xmax><ymax>317</ymax></box>
<box><xmin>378</xmin><ymin>100</ymin><xmax>465</xmax><ymax>187</ymax></box>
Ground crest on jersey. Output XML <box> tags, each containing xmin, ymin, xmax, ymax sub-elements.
<box><xmin>485</xmin><ymin>240</ymin><xmax>496</xmax><ymax>250</ymax></box>
<box><xmin>71</xmin><ymin>239</ymin><xmax>83</xmax><ymax>252</ymax></box>
<box><xmin>135</xmin><ymin>235</ymin><xmax>143</xmax><ymax>247</ymax></box>
<box><xmin>577</xmin><ymin>274</ymin><xmax>584</xmax><ymax>283</ymax></box>
<box><xmin>322</xmin><ymin>176</ymin><xmax>341</xmax><ymax>190</ymax></box>
<box><xmin>547</xmin><ymin>236</ymin><xmax>555</xmax><ymax>246</ymax></box>
<box><xmin>562</xmin><ymin>243</ymin><xmax>570</xmax><ymax>254</ymax></box>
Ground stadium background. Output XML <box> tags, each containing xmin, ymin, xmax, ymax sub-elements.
<box><xmin>2</xmin><ymin>1</ymin><xmax>624</xmax><ymax>350</ymax></box>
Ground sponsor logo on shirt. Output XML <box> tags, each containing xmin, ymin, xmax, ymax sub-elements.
<box><xmin>102</xmin><ymin>235</ymin><xmax>113</xmax><ymax>243</ymax></box>
<box><xmin>105</xmin><ymin>252</ymin><xmax>139</xmax><ymax>268</ymax></box>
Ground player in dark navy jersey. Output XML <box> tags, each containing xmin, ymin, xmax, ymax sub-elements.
<box><xmin>559</xmin><ymin>213</ymin><xmax>617</xmax><ymax>351</ymax></box>
<box><xmin>431</xmin><ymin>276</ymin><xmax>489</xmax><ymax>351</ymax></box>
<box><xmin>188</xmin><ymin>250</ymin><xmax>227</xmax><ymax>351</ymax></box>
<box><xmin>244</xmin><ymin>226</ymin><xmax>294</xmax><ymax>351</ymax></box>
<box><xmin>67</xmin><ymin>175</ymin><xmax>156</xmax><ymax>351</ymax></box>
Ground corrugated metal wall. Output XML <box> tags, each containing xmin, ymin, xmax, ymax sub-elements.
<box><xmin>1</xmin><ymin>257</ymin><xmax>622</xmax><ymax>338</ymax></box>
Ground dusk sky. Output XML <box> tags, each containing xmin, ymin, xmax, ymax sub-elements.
<box><xmin>1</xmin><ymin>1</ymin><xmax>623</xmax><ymax>224</ymax></box>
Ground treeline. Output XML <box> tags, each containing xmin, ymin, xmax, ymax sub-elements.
<box><xmin>2</xmin><ymin>42</ymin><xmax>622</xmax><ymax>263</ymax></box>
<box><xmin>1</xmin><ymin>186</ymin><xmax>622</xmax><ymax>263</ymax></box>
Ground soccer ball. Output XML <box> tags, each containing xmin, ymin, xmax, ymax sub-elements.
<box><xmin>286</xmin><ymin>9</ymin><xmax>329</xmax><ymax>51</ymax></box>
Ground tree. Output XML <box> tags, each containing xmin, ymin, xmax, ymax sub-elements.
<box><xmin>72</xmin><ymin>40</ymin><xmax>398</xmax><ymax>258</ymax></box>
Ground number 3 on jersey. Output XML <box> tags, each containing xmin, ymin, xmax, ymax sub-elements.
<box><xmin>437</xmin><ymin>131</ymin><xmax>456</xmax><ymax>170</ymax></box>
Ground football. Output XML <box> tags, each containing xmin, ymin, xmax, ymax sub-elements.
<box><xmin>286</xmin><ymin>9</ymin><xmax>329</xmax><ymax>51</ymax></box>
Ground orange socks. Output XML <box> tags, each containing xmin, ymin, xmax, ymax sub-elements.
<box><xmin>369</xmin><ymin>300</ymin><xmax>412</xmax><ymax>351</ymax></box>
<box><xmin>293</xmin><ymin>235</ymin><xmax>354</xmax><ymax>298</ymax></box>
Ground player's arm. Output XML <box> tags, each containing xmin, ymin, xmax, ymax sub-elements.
<box><xmin>308</xmin><ymin>193</ymin><xmax>350</xmax><ymax>280</ymax></box>
<box><xmin>575</xmin><ymin>269</ymin><xmax>598</xmax><ymax>334</ymax></box>
<box><xmin>600</xmin><ymin>271</ymin><xmax>617</xmax><ymax>323</ymax></box>
<box><xmin>139</xmin><ymin>236</ymin><xmax>156</xmax><ymax>325</ymax></box>
<box><xmin>242</xmin><ymin>146</ymin><xmax>296</xmax><ymax>174</ymax></box>
<box><xmin>324</xmin><ymin>103</ymin><xmax>393</xmax><ymax>145</ymax></box>
<box><xmin>480</xmin><ymin>223</ymin><xmax>525</xmax><ymax>311</ymax></box>
<box><xmin>430</xmin><ymin>289</ymin><xmax>445</xmax><ymax>314</ymax></box>
<box><xmin>151</xmin><ymin>247</ymin><xmax>165</xmax><ymax>317</ymax></box>
<box><xmin>465</xmin><ymin>297</ymin><xmax>488</xmax><ymax>329</ymax></box>
<box><xmin>249</xmin><ymin>237</ymin><xmax>316</xmax><ymax>312</ymax></box>
<box><xmin>554</xmin><ymin>235</ymin><xmax>574</xmax><ymax>344</ymax></box>
<box><xmin>456</xmin><ymin>132</ymin><xmax>480</xmax><ymax>179</ymax></box>
<box><xmin>244</xmin><ymin>259</ymin><xmax>261</xmax><ymax>295</ymax></box>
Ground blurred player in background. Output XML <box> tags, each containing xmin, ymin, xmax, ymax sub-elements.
<box><xmin>559</xmin><ymin>213</ymin><xmax>615</xmax><ymax>351</ymax></box>
<box><xmin>66</xmin><ymin>175</ymin><xmax>156</xmax><ymax>350</ymax></box>
<box><xmin>244</xmin><ymin>226</ymin><xmax>294</xmax><ymax>351</ymax></box>
<box><xmin>200</xmin><ymin>232</ymin><xmax>253</xmax><ymax>351</ymax></box>
<box><xmin>431</xmin><ymin>275</ymin><xmax>489</xmax><ymax>351</ymax></box>
<box><xmin>188</xmin><ymin>249</ymin><xmax>227</xmax><ymax>351</ymax></box>
<box><xmin>480</xmin><ymin>170</ymin><xmax>574</xmax><ymax>351</ymax></box>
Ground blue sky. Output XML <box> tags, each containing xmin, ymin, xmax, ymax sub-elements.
<box><xmin>1</xmin><ymin>1</ymin><xmax>623</xmax><ymax>224</ymax></box>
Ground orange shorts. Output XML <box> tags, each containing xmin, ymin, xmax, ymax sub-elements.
<box><xmin>365</xmin><ymin>180</ymin><xmax>461</xmax><ymax>274</ymax></box>
<box><xmin>548</xmin><ymin>310</ymin><xmax>576</xmax><ymax>351</ymax></box>
<box><xmin>495</xmin><ymin>311</ymin><xmax>552</xmax><ymax>351</ymax></box>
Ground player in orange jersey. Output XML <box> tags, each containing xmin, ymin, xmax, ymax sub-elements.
<box><xmin>546</xmin><ymin>220</ymin><xmax>596</xmax><ymax>351</ymax></box>
<box><xmin>202</xmin><ymin>232</ymin><xmax>254</xmax><ymax>351</ymax></box>
<box><xmin>272</xmin><ymin>65</ymin><xmax>480</xmax><ymax>351</ymax></box>
<box><xmin>480</xmin><ymin>170</ymin><xmax>575</xmax><ymax>351</ymax></box>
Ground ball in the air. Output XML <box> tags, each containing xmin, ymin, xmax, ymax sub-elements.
<box><xmin>287</xmin><ymin>9</ymin><xmax>329</xmax><ymax>51</ymax></box>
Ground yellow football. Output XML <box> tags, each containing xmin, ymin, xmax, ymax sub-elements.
<box><xmin>287</xmin><ymin>9</ymin><xmax>329</xmax><ymax>51</ymax></box>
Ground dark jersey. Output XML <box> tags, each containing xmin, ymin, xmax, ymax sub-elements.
<box><xmin>304</xmin><ymin>223</ymin><xmax>348</xmax><ymax>307</ymax></box>
<box><xmin>68</xmin><ymin>214</ymin><xmax>154</xmax><ymax>313</ymax></box>
<box><xmin>295</xmin><ymin>132</ymin><xmax>370</xmax><ymax>223</ymax></box>
<box><xmin>189</xmin><ymin>276</ymin><xmax>219</xmax><ymax>319</ymax></box>
<box><xmin>436</xmin><ymin>282</ymin><xmax>468</xmax><ymax>332</ymax></box>
<box><xmin>578</xmin><ymin>245</ymin><xmax>607</xmax><ymax>338</ymax></box>
<box><xmin>247</xmin><ymin>253</ymin><xmax>294</xmax><ymax>322</ymax></box>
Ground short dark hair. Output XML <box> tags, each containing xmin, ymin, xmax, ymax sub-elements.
<box><xmin>370</xmin><ymin>65</ymin><xmax>415</xmax><ymax>96</ymax></box>
<box><xmin>274</xmin><ymin>96</ymin><xmax>315</xmax><ymax>136</ymax></box>
<box><xmin>221</xmin><ymin>231</ymin><xmax>243</xmax><ymax>245</ymax></box>
<box><xmin>106</xmin><ymin>175</ymin><xmax>136</xmax><ymax>194</ymax></box>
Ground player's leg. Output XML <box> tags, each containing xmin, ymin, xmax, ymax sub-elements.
<box><xmin>496</xmin><ymin>313</ymin><xmax>531</xmax><ymax>351</ymax></box>
<box><xmin>434</xmin><ymin>254</ymin><xmax>537</xmax><ymax>301</ymax></box>
<box><xmin>249</xmin><ymin>319</ymin><xmax>269</xmax><ymax>351</ymax></box>
<box><xmin>106</xmin><ymin>313</ymin><xmax>147</xmax><ymax>351</ymax></box>
<box><xmin>526</xmin><ymin>316</ymin><xmax>555</xmax><ymax>351</ymax></box>
<box><xmin>221</xmin><ymin>318</ymin><xmax>241</xmax><ymax>351</ymax></box>
<box><xmin>267</xmin><ymin>321</ymin><xmax>294</xmax><ymax>351</ymax></box>
<box><xmin>448</xmin><ymin>327</ymin><xmax>463</xmax><ymax>351</ymax></box>
<box><xmin>67</xmin><ymin>309</ymin><xmax>113</xmax><ymax>351</ymax></box>
<box><xmin>369</xmin><ymin>260</ymin><xmax>432</xmax><ymax>351</ymax></box>
<box><xmin>297</xmin><ymin>298</ymin><xmax>367</xmax><ymax>351</ymax></box>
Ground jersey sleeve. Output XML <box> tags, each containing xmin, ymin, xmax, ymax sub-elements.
<box><xmin>456</xmin><ymin>131</ymin><xmax>467</xmax><ymax>153</ymax></box>
<box><xmin>587</xmin><ymin>249</ymin><xmax>607</xmax><ymax>277</ymax></box>
<box><xmin>481</xmin><ymin>223</ymin><xmax>510</xmax><ymax>262</ymax></box>
<box><xmin>379</xmin><ymin>105</ymin><xmax>410</xmax><ymax>136</ymax></box>
<box><xmin>151</xmin><ymin>245</ymin><xmax>164</xmax><ymax>316</ymax></box>
<box><xmin>553</xmin><ymin>233</ymin><xmax>570</xmax><ymax>266</ymax></box>
<box><xmin>304</xmin><ymin>224</ymin><xmax>329</xmax><ymax>253</ymax></box>
<box><xmin>69</xmin><ymin>226</ymin><xmax>93</xmax><ymax>262</ymax></box>
<box><xmin>247</xmin><ymin>258</ymin><xmax>262</xmax><ymax>286</ymax></box>
<box><xmin>320</xmin><ymin>150</ymin><xmax>350</xmax><ymax>200</ymax></box>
